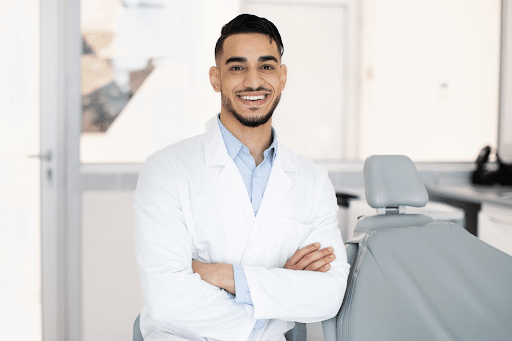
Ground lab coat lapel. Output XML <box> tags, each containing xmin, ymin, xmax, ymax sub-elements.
<box><xmin>254</xmin><ymin>145</ymin><xmax>297</xmax><ymax>225</ymax></box>
<box><xmin>204</xmin><ymin>117</ymin><xmax>255</xmax><ymax>222</ymax></box>
<box><xmin>217</xmin><ymin>162</ymin><xmax>255</xmax><ymax>221</ymax></box>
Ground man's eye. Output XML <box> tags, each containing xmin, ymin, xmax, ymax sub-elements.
<box><xmin>262</xmin><ymin>65</ymin><xmax>274</xmax><ymax>70</ymax></box>
<box><xmin>231</xmin><ymin>66</ymin><xmax>243</xmax><ymax>71</ymax></box>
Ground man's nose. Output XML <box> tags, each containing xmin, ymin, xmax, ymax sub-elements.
<box><xmin>243</xmin><ymin>68</ymin><xmax>264</xmax><ymax>89</ymax></box>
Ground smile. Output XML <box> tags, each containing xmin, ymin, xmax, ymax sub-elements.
<box><xmin>238</xmin><ymin>94</ymin><xmax>268</xmax><ymax>101</ymax></box>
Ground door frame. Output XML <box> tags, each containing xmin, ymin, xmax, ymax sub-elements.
<box><xmin>40</xmin><ymin>0</ymin><xmax>82</xmax><ymax>339</ymax></box>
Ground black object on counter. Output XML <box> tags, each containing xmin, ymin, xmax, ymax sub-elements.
<box><xmin>470</xmin><ymin>146</ymin><xmax>512</xmax><ymax>186</ymax></box>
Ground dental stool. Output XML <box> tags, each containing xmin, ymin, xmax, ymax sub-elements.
<box><xmin>322</xmin><ymin>155</ymin><xmax>512</xmax><ymax>341</ymax></box>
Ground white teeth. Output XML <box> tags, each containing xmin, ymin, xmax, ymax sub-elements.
<box><xmin>240</xmin><ymin>95</ymin><xmax>266</xmax><ymax>101</ymax></box>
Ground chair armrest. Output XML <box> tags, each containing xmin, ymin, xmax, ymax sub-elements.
<box><xmin>322</xmin><ymin>317</ymin><xmax>337</xmax><ymax>341</ymax></box>
<box><xmin>285</xmin><ymin>322</ymin><xmax>307</xmax><ymax>341</ymax></box>
<box><xmin>133</xmin><ymin>314</ymin><xmax>143</xmax><ymax>341</ymax></box>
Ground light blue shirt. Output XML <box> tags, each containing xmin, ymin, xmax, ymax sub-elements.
<box><xmin>218</xmin><ymin>118</ymin><xmax>276</xmax><ymax>215</ymax></box>
<box><xmin>218</xmin><ymin>118</ymin><xmax>276</xmax><ymax>330</ymax></box>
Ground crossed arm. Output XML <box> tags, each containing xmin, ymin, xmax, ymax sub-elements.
<box><xmin>192</xmin><ymin>242</ymin><xmax>336</xmax><ymax>295</ymax></box>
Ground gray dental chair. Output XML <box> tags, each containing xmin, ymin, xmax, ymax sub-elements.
<box><xmin>322</xmin><ymin>155</ymin><xmax>512</xmax><ymax>341</ymax></box>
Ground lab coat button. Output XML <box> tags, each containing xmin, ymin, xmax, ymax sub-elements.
<box><xmin>249</xmin><ymin>246</ymin><xmax>258</xmax><ymax>253</ymax></box>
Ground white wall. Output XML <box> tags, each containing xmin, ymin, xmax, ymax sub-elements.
<box><xmin>499</xmin><ymin>0</ymin><xmax>512</xmax><ymax>162</ymax></box>
<box><xmin>0</xmin><ymin>0</ymin><xmax>42</xmax><ymax>339</ymax></box>
<box><xmin>360</xmin><ymin>0</ymin><xmax>501</xmax><ymax>161</ymax></box>
<box><xmin>82</xmin><ymin>191</ymin><xmax>143</xmax><ymax>341</ymax></box>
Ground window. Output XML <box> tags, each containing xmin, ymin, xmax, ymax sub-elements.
<box><xmin>80</xmin><ymin>0</ymin><xmax>239</xmax><ymax>162</ymax></box>
<box><xmin>359</xmin><ymin>0</ymin><xmax>501</xmax><ymax>161</ymax></box>
<box><xmin>80</xmin><ymin>0</ymin><xmax>501</xmax><ymax>163</ymax></box>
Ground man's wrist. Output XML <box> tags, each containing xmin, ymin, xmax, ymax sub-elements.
<box><xmin>220</xmin><ymin>263</ymin><xmax>235</xmax><ymax>294</ymax></box>
<box><xmin>192</xmin><ymin>261</ymin><xmax>236</xmax><ymax>295</ymax></box>
<box><xmin>233</xmin><ymin>265</ymin><xmax>253</xmax><ymax>304</ymax></box>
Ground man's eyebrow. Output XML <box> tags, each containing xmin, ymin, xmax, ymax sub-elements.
<box><xmin>224</xmin><ymin>56</ymin><xmax>279</xmax><ymax>64</ymax></box>
<box><xmin>225</xmin><ymin>56</ymin><xmax>247</xmax><ymax>64</ymax></box>
<box><xmin>258</xmin><ymin>56</ymin><xmax>278</xmax><ymax>63</ymax></box>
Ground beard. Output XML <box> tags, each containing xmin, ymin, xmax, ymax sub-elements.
<box><xmin>221</xmin><ymin>90</ymin><xmax>281</xmax><ymax>128</ymax></box>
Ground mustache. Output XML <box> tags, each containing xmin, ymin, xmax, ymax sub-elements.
<box><xmin>235</xmin><ymin>87</ymin><xmax>272</xmax><ymax>94</ymax></box>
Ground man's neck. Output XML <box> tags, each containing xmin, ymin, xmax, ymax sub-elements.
<box><xmin>219</xmin><ymin>112</ymin><xmax>273</xmax><ymax>166</ymax></box>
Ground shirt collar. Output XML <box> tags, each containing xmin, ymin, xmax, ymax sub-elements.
<box><xmin>217</xmin><ymin>116</ymin><xmax>277</xmax><ymax>163</ymax></box>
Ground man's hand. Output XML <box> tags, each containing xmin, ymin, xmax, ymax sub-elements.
<box><xmin>192</xmin><ymin>260</ymin><xmax>236</xmax><ymax>295</ymax></box>
<box><xmin>284</xmin><ymin>243</ymin><xmax>335</xmax><ymax>272</ymax></box>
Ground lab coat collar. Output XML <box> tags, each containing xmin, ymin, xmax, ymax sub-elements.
<box><xmin>204</xmin><ymin>115</ymin><xmax>297</xmax><ymax>222</ymax></box>
<box><xmin>205</xmin><ymin>116</ymin><xmax>232</xmax><ymax>168</ymax></box>
<box><xmin>204</xmin><ymin>115</ymin><xmax>297</xmax><ymax>172</ymax></box>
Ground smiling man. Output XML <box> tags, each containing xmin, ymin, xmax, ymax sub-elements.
<box><xmin>134</xmin><ymin>14</ymin><xmax>350</xmax><ymax>341</ymax></box>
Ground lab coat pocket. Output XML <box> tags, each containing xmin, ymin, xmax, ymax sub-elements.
<box><xmin>245</xmin><ymin>217</ymin><xmax>313</xmax><ymax>268</ymax></box>
<box><xmin>277</xmin><ymin>217</ymin><xmax>314</xmax><ymax>263</ymax></box>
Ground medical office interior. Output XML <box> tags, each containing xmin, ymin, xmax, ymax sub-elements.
<box><xmin>2</xmin><ymin>0</ymin><xmax>512</xmax><ymax>340</ymax></box>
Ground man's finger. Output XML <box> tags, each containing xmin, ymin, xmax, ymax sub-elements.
<box><xmin>317</xmin><ymin>263</ymin><xmax>331</xmax><ymax>272</ymax></box>
<box><xmin>285</xmin><ymin>243</ymin><xmax>320</xmax><ymax>268</ymax></box>
<box><xmin>294</xmin><ymin>247</ymin><xmax>334</xmax><ymax>270</ymax></box>
<box><xmin>304</xmin><ymin>253</ymin><xmax>336</xmax><ymax>271</ymax></box>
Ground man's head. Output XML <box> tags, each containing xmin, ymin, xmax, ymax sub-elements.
<box><xmin>210</xmin><ymin>14</ymin><xmax>287</xmax><ymax>129</ymax></box>
<box><xmin>214</xmin><ymin>14</ymin><xmax>284</xmax><ymax>63</ymax></box>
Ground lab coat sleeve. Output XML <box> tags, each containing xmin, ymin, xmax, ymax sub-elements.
<box><xmin>133</xmin><ymin>153</ymin><xmax>256</xmax><ymax>340</ymax></box>
<box><xmin>243</xmin><ymin>172</ymin><xmax>350</xmax><ymax>322</ymax></box>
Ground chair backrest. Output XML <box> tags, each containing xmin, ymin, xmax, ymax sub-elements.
<box><xmin>323</xmin><ymin>155</ymin><xmax>512</xmax><ymax>341</ymax></box>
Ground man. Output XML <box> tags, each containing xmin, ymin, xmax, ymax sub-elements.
<box><xmin>134</xmin><ymin>14</ymin><xmax>350</xmax><ymax>341</ymax></box>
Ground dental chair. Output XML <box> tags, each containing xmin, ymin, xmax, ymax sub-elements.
<box><xmin>322</xmin><ymin>155</ymin><xmax>512</xmax><ymax>341</ymax></box>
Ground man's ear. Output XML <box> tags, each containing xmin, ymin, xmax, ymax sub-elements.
<box><xmin>280</xmin><ymin>64</ymin><xmax>287</xmax><ymax>91</ymax></box>
<box><xmin>209</xmin><ymin>66</ymin><xmax>221</xmax><ymax>92</ymax></box>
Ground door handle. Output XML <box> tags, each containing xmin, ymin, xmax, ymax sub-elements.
<box><xmin>28</xmin><ymin>150</ymin><xmax>54</xmax><ymax>183</ymax></box>
<box><xmin>27</xmin><ymin>150</ymin><xmax>52</xmax><ymax>162</ymax></box>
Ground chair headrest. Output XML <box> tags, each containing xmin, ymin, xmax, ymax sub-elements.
<box><xmin>364</xmin><ymin>155</ymin><xmax>428</xmax><ymax>209</ymax></box>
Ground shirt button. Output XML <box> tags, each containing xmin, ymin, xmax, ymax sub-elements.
<box><xmin>246</xmin><ymin>293</ymin><xmax>251</xmax><ymax>299</ymax></box>
<box><xmin>249</xmin><ymin>246</ymin><xmax>258</xmax><ymax>253</ymax></box>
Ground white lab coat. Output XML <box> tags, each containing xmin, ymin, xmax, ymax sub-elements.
<box><xmin>134</xmin><ymin>116</ymin><xmax>350</xmax><ymax>341</ymax></box>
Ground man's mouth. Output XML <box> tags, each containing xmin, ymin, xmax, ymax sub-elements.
<box><xmin>238</xmin><ymin>94</ymin><xmax>269</xmax><ymax>101</ymax></box>
<box><xmin>236</xmin><ymin>92</ymin><xmax>271</xmax><ymax>109</ymax></box>
<box><xmin>239</xmin><ymin>94</ymin><xmax>267</xmax><ymax>101</ymax></box>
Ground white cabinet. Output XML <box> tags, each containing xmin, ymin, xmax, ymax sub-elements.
<box><xmin>478</xmin><ymin>204</ymin><xmax>512</xmax><ymax>257</ymax></box>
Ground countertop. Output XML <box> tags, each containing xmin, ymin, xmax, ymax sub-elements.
<box><xmin>426</xmin><ymin>184</ymin><xmax>512</xmax><ymax>209</ymax></box>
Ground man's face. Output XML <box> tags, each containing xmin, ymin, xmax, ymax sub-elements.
<box><xmin>210</xmin><ymin>33</ymin><xmax>287</xmax><ymax>128</ymax></box>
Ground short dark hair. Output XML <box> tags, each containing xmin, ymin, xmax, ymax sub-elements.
<box><xmin>214</xmin><ymin>14</ymin><xmax>284</xmax><ymax>61</ymax></box>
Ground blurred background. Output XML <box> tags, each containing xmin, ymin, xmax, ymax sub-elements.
<box><xmin>1</xmin><ymin>0</ymin><xmax>511</xmax><ymax>340</ymax></box>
